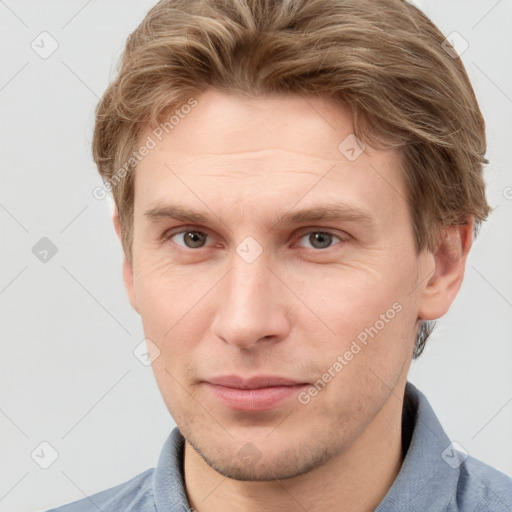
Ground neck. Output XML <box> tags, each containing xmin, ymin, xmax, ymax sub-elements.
<box><xmin>183</xmin><ymin>384</ymin><xmax>406</xmax><ymax>512</ymax></box>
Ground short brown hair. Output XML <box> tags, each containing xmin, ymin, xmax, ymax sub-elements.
<box><xmin>92</xmin><ymin>0</ymin><xmax>490</xmax><ymax>357</ymax></box>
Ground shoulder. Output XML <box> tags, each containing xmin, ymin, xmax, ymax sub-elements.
<box><xmin>46</xmin><ymin>468</ymin><xmax>156</xmax><ymax>512</ymax></box>
<box><xmin>456</xmin><ymin>455</ymin><xmax>512</xmax><ymax>511</ymax></box>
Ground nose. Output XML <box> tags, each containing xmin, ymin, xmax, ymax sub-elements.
<box><xmin>210</xmin><ymin>252</ymin><xmax>291</xmax><ymax>350</ymax></box>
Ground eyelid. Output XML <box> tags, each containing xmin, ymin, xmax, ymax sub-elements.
<box><xmin>293</xmin><ymin>228</ymin><xmax>348</xmax><ymax>249</ymax></box>
<box><xmin>162</xmin><ymin>226</ymin><xmax>216</xmax><ymax>247</ymax></box>
<box><xmin>162</xmin><ymin>226</ymin><xmax>350</xmax><ymax>249</ymax></box>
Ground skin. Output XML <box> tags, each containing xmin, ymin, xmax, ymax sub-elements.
<box><xmin>114</xmin><ymin>89</ymin><xmax>472</xmax><ymax>512</ymax></box>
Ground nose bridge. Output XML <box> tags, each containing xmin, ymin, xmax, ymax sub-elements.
<box><xmin>211</xmin><ymin>248</ymin><xmax>289</xmax><ymax>348</ymax></box>
<box><xmin>230</xmin><ymin>252</ymin><xmax>271</xmax><ymax>310</ymax></box>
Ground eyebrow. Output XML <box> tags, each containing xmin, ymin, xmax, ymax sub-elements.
<box><xmin>144</xmin><ymin>203</ymin><xmax>375</xmax><ymax>230</ymax></box>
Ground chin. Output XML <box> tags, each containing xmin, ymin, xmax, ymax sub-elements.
<box><xmin>186</xmin><ymin>429</ymin><xmax>339</xmax><ymax>482</ymax></box>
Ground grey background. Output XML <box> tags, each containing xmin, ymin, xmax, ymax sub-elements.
<box><xmin>1</xmin><ymin>1</ymin><xmax>511</xmax><ymax>510</ymax></box>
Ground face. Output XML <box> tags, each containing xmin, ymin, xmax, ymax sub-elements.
<box><xmin>122</xmin><ymin>89</ymin><xmax>436</xmax><ymax>480</ymax></box>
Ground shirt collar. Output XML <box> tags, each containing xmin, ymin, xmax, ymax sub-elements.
<box><xmin>376</xmin><ymin>381</ymin><xmax>458</xmax><ymax>511</ymax></box>
<box><xmin>153</xmin><ymin>381</ymin><xmax>458</xmax><ymax>511</ymax></box>
<box><xmin>153</xmin><ymin>424</ymin><xmax>189</xmax><ymax>511</ymax></box>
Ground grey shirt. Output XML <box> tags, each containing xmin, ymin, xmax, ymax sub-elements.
<box><xmin>48</xmin><ymin>382</ymin><xmax>512</xmax><ymax>511</ymax></box>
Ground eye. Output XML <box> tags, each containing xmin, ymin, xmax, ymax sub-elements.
<box><xmin>163</xmin><ymin>228</ymin><xmax>346</xmax><ymax>251</ymax></box>
<box><xmin>297</xmin><ymin>231</ymin><xmax>343</xmax><ymax>250</ymax></box>
<box><xmin>167</xmin><ymin>230</ymin><xmax>212</xmax><ymax>249</ymax></box>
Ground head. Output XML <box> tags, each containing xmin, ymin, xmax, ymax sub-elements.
<box><xmin>93</xmin><ymin>0</ymin><xmax>490</xmax><ymax>481</ymax></box>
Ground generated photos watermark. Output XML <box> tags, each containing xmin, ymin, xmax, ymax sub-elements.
<box><xmin>92</xmin><ymin>97</ymin><xmax>198</xmax><ymax>200</ymax></box>
<box><xmin>298</xmin><ymin>302</ymin><xmax>403</xmax><ymax>405</ymax></box>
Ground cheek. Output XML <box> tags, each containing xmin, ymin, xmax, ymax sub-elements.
<box><xmin>133</xmin><ymin>236</ymin><xmax>418</xmax><ymax>359</ymax></box>
<box><xmin>291</xmin><ymin>261</ymin><xmax>417</xmax><ymax>397</ymax></box>
<box><xmin>132</xmin><ymin>252</ymin><xmax>196</xmax><ymax>331</ymax></box>
<box><xmin>293</xmin><ymin>264</ymin><xmax>410</xmax><ymax>341</ymax></box>
<box><xmin>302</xmin><ymin>298</ymin><xmax>414</xmax><ymax>428</ymax></box>
<box><xmin>133</xmin><ymin>260</ymin><xmax>215</xmax><ymax>385</ymax></box>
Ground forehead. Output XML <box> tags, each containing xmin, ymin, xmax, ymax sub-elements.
<box><xmin>133</xmin><ymin>89</ymin><xmax>407</xmax><ymax>226</ymax></box>
<box><xmin>143</xmin><ymin>90</ymin><xmax>365</xmax><ymax>160</ymax></box>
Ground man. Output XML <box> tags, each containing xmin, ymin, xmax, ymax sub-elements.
<box><xmin>49</xmin><ymin>0</ymin><xmax>512</xmax><ymax>510</ymax></box>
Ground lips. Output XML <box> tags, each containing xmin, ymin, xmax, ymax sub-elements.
<box><xmin>203</xmin><ymin>375</ymin><xmax>309</xmax><ymax>412</ymax></box>
<box><xmin>207</xmin><ymin>375</ymin><xmax>305</xmax><ymax>389</ymax></box>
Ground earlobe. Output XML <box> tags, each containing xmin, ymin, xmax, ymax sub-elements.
<box><xmin>113</xmin><ymin>208</ymin><xmax>139</xmax><ymax>315</ymax></box>
<box><xmin>417</xmin><ymin>219</ymin><xmax>473</xmax><ymax>321</ymax></box>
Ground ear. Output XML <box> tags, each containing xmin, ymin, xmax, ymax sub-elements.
<box><xmin>113</xmin><ymin>207</ymin><xmax>139</xmax><ymax>315</ymax></box>
<box><xmin>417</xmin><ymin>218</ymin><xmax>473</xmax><ymax>321</ymax></box>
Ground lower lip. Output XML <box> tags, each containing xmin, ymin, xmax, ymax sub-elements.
<box><xmin>204</xmin><ymin>383</ymin><xmax>307</xmax><ymax>412</ymax></box>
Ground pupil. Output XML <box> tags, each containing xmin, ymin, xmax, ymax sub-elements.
<box><xmin>311</xmin><ymin>232</ymin><xmax>332</xmax><ymax>249</ymax></box>
<box><xmin>183</xmin><ymin>232</ymin><xmax>332</xmax><ymax>249</ymax></box>
<box><xmin>185</xmin><ymin>231</ymin><xmax>206</xmax><ymax>248</ymax></box>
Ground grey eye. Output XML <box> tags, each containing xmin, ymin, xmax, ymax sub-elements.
<box><xmin>300</xmin><ymin>232</ymin><xmax>338</xmax><ymax>249</ymax></box>
<box><xmin>174</xmin><ymin>231</ymin><xmax>208</xmax><ymax>248</ymax></box>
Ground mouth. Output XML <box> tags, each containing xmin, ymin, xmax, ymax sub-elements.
<box><xmin>202</xmin><ymin>375</ymin><xmax>310</xmax><ymax>412</ymax></box>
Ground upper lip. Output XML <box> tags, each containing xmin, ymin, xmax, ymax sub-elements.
<box><xmin>205</xmin><ymin>375</ymin><xmax>307</xmax><ymax>389</ymax></box>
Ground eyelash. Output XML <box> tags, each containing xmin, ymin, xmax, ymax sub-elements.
<box><xmin>161</xmin><ymin>227</ymin><xmax>347</xmax><ymax>251</ymax></box>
